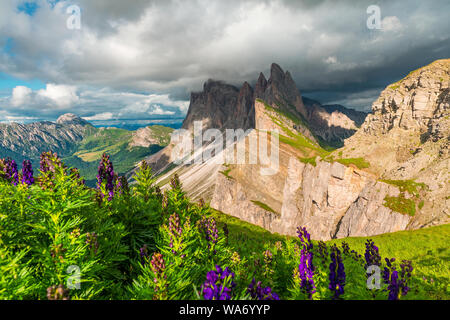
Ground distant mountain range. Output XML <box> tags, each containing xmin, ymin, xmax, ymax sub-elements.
<box><xmin>137</xmin><ymin>59</ymin><xmax>449</xmax><ymax>240</ymax></box>
<box><xmin>0</xmin><ymin>113</ymin><xmax>173</xmax><ymax>185</ymax></box>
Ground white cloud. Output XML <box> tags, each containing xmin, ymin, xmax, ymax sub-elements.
<box><xmin>324</xmin><ymin>56</ymin><xmax>337</xmax><ymax>64</ymax></box>
<box><xmin>83</xmin><ymin>112</ymin><xmax>114</xmax><ymax>121</ymax></box>
<box><xmin>0</xmin><ymin>0</ymin><xmax>448</xmax><ymax>117</ymax></box>
<box><xmin>149</xmin><ymin>105</ymin><xmax>175</xmax><ymax>115</ymax></box>
<box><xmin>37</xmin><ymin>84</ymin><xmax>79</xmax><ymax>108</ymax></box>
<box><xmin>11</xmin><ymin>86</ymin><xmax>32</xmax><ymax>106</ymax></box>
<box><xmin>381</xmin><ymin>16</ymin><xmax>403</xmax><ymax>32</ymax></box>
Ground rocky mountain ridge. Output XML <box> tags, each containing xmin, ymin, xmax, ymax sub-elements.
<box><xmin>0</xmin><ymin>114</ymin><xmax>95</xmax><ymax>163</ymax></box>
<box><xmin>146</xmin><ymin>59</ymin><xmax>449</xmax><ymax>240</ymax></box>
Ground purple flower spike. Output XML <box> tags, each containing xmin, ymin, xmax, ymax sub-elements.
<box><xmin>297</xmin><ymin>249</ymin><xmax>316</xmax><ymax>299</ymax></box>
<box><xmin>329</xmin><ymin>245</ymin><xmax>346</xmax><ymax>299</ymax></box>
<box><xmin>97</xmin><ymin>153</ymin><xmax>116</xmax><ymax>201</ymax></box>
<box><xmin>202</xmin><ymin>265</ymin><xmax>236</xmax><ymax>300</ymax></box>
<box><xmin>21</xmin><ymin>160</ymin><xmax>34</xmax><ymax>185</ymax></box>
<box><xmin>3</xmin><ymin>158</ymin><xmax>19</xmax><ymax>185</ymax></box>
<box><xmin>247</xmin><ymin>278</ymin><xmax>279</xmax><ymax>300</ymax></box>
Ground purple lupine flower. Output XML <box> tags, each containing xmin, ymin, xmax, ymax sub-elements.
<box><xmin>202</xmin><ymin>265</ymin><xmax>236</xmax><ymax>300</ymax></box>
<box><xmin>263</xmin><ymin>250</ymin><xmax>273</xmax><ymax>265</ymax></box>
<box><xmin>388</xmin><ymin>270</ymin><xmax>400</xmax><ymax>300</ymax></box>
<box><xmin>150</xmin><ymin>253</ymin><xmax>166</xmax><ymax>276</ymax></box>
<box><xmin>364</xmin><ymin>239</ymin><xmax>381</xmax><ymax>269</ymax></box>
<box><xmin>350</xmin><ymin>250</ymin><xmax>362</xmax><ymax>262</ymax></box>
<box><xmin>382</xmin><ymin>258</ymin><xmax>396</xmax><ymax>284</ymax></box>
<box><xmin>86</xmin><ymin>232</ymin><xmax>99</xmax><ymax>254</ymax></box>
<box><xmin>169</xmin><ymin>174</ymin><xmax>181</xmax><ymax>190</ymax></box>
<box><xmin>341</xmin><ymin>242</ymin><xmax>350</xmax><ymax>255</ymax></box>
<box><xmin>297</xmin><ymin>226</ymin><xmax>313</xmax><ymax>251</ymax></box>
<box><xmin>40</xmin><ymin>151</ymin><xmax>62</xmax><ymax>173</ymax></box>
<box><xmin>399</xmin><ymin>260</ymin><xmax>413</xmax><ymax>296</ymax></box>
<box><xmin>21</xmin><ymin>160</ymin><xmax>34</xmax><ymax>185</ymax></box>
<box><xmin>198</xmin><ymin>216</ymin><xmax>219</xmax><ymax>248</ymax></box>
<box><xmin>149</xmin><ymin>252</ymin><xmax>168</xmax><ymax>299</ymax></box>
<box><xmin>329</xmin><ymin>245</ymin><xmax>346</xmax><ymax>300</ymax></box>
<box><xmin>140</xmin><ymin>244</ymin><xmax>149</xmax><ymax>266</ymax></box>
<box><xmin>115</xmin><ymin>175</ymin><xmax>129</xmax><ymax>195</ymax></box>
<box><xmin>3</xmin><ymin>158</ymin><xmax>19</xmax><ymax>185</ymax></box>
<box><xmin>168</xmin><ymin>213</ymin><xmax>183</xmax><ymax>253</ymax></box>
<box><xmin>247</xmin><ymin>278</ymin><xmax>279</xmax><ymax>300</ymax></box>
<box><xmin>97</xmin><ymin>153</ymin><xmax>116</xmax><ymax>201</ymax></box>
<box><xmin>297</xmin><ymin>249</ymin><xmax>316</xmax><ymax>299</ymax></box>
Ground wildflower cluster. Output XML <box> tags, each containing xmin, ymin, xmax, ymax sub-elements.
<box><xmin>86</xmin><ymin>232</ymin><xmax>99</xmax><ymax>254</ymax></box>
<box><xmin>97</xmin><ymin>153</ymin><xmax>116</xmax><ymax>201</ymax></box>
<box><xmin>386</xmin><ymin>259</ymin><xmax>413</xmax><ymax>300</ymax></box>
<box><xmin>318</xmin><ymin>241</ymin><xmax>328</xmax><ymax>263</ymax></box>
<box><xmin>202</xmin><ymin>265</ymin><xmax>236</xmax><ymax>300</ymax></box>
<box><xmin>295</xmin><ymin>226</ymin><xmax>315</xmax><ymax>299</ymax></box>
<box><xmin>168</xmin><ymin>213</ymin><xmax>183</xmax><ymax>253</ymax></box>
<box><xmin>329</xmin><ymin>245</ymin><xmax>346</xmax><ymax>299</ymax></box>
<box><xmin>247</xmin><ymin>278</ymin><xmax>279</xmax><ymax>300</ymax></box>
<box><xmin>21</xmin><ymin>160</ymin><xmax>34</xmax><ymax>185</ymax></box>
<box><xmin>46</xmin><ymin>285</ymin><xmax>69</xmax><ymax>300</ymax></box>
<box><xmin>0</xmin><ymin>151</ymin><xmax>420</xmax><ymax>301</ymax></box>
<box><xmin>198</xmin><ymin>216</ymin><xmax>219</xmax><ymax>250</ymax></box>
<box><xmin>150</xmin><ymin>253</ymin><xmax>167</xmax><ymax>299</ymax></box>
<box><xmin>1</xmin><ymin>158</ymin><xmax>19</xmax><ymax>185</ymax></box>
<box><xmin>364</xmin><ymin>239</ymin><xmax>381</xmax><ymax>268</ymax></box>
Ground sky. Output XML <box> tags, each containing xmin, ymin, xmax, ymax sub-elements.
<box><xmin>0</xmin><ymin>0</ymin><xmax>449</xmax><ymax>122</ymax></box>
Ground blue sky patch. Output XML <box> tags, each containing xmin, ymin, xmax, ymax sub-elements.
<box><xmin>0</xmin><ymin>73</ymin><xmax>45</xmax><ymax>91</ymax></box>
<box><xmin>17</xmin><ymin>1</ymin><xmax>39</xmax><ymax>16</ymax></box>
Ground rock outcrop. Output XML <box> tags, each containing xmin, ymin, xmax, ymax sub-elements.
<box><xmin>340</xmin><ymin>59</ymin><xmax>450</xmax><ymax>228</ymax></box>
<box><xmin>303</xmin><ymin>97</ymin><xmax>368</xmax><ymax>146</ymax></box>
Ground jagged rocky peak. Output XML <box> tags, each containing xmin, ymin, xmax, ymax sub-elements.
<box><xmin>256</xmin><ymin>63</ymin><xmax>307</xmax><ymax>118</ymax></box>
<box><xmin>182</xmin><ymin>79</ymin><xmax>241</xmax><ymax>131</ymax></box>
<box><xmin>182</xmin><ymin>63</ymin><xmax>310</xmax><ymax>134</ymax></box>
<box><xmin>56</xmin><ymin>113</ymin><xmax>90</xmax><ymax>126</ymax></box>
<box><xmin>254</xmin><ymin>72</ymin><xmax>267</xmax><ymax>98</ymax></box>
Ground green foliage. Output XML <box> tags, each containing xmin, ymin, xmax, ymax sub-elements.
<box><xmin>219</xmin><ymin>164</ymin><xmax>234</xmax><ymax>180</ymax></box>
<box><xmin>383</xmin><ymin>195</ymin><xmax>416</xmax><ymax>216</ymax></box>
<box><xmin>250</xmin><ymin>200</ymin><xmax>278</xmax><ymax>215</ymax></box>
<box><xmin>0</xmin><ymin>153</ymin><xmax>448</xmax><ymax>300</ymax></box>
<box><xmin>299</xmin><ymin>157</ymin><xmax>317</xmax><ymax>167</ymax></box>
<box><xmin>336</xmin><ymin>157</ymin><xmax>370</xmax><ymax>169</ymax></box>
<box><xmin>64</xmin><ymin>126</ymin><xmax>172</xmax><ymax>186</ymax></box>
<box><xmin>380</xmin><ymin>179</ymin><xmax>428</xmax><ymax>216</ymax></box>
<box><xmin>379</xmin><ymin>179</ymin><xmax>428</xmax><ymax>197</ymax></box>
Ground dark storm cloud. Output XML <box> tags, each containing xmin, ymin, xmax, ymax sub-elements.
<box><xmin>0</xmin><ymin>0</ymin><xmax>448</xmax><ymax>121</ymax></box>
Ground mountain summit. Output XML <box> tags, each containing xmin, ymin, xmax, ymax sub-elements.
<box><xmin>138</xmin><ymin>59</ymin><xmax>449</xmax><ymax>240</ymax></box>
<box><xmin>56</xmin><ymin>113</ymin><xmax>90</xmax><ymax>126</ymax></box>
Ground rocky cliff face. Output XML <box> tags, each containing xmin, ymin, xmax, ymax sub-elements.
<box><xmin>0</xmin><ymin>114</ymin><xmax>95</xmax><ymax>163</ymax></box>
<box><xmin>340</xmin><ymin>59</ymin><xmax>449</xmax><ymax>228</ymax></box>
<box><xmin>211</xmin><ymin>155</ymin><xmax>411</xmax><ymax>240</ymax></box>
<box><xmin>142</xmin><ymin>60</ymin><xmax>449</xmax><ymax>240</ymax></box>
<box><xmin>182</xmin><ymin>80</ymin><xmax>255</xmax><ymax>132</ymax></box>
<box><xmin>303</xmin><ymin>97</ymin><xmax>368</xmax><ymax>146</ymax></box>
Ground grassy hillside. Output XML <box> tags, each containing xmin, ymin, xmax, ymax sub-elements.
<box><xmin>64</xmin><ymin>126</ymin><xmax>173</xmax><ymax>186</ymax></box>
<box><xmin>212</xmin><ymin>210</ymin><xmax>450</xmax><ymax>300</ymax></box>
